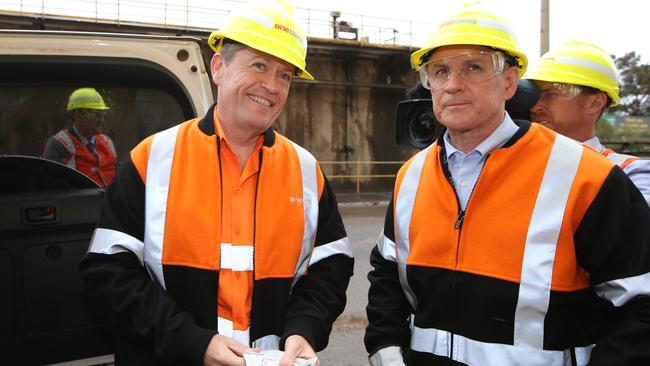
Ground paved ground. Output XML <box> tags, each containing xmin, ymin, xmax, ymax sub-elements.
<box><xmin>317</xmin><ymin>201</ymin><xmax>389</xmax><ymax>365</ymax></box>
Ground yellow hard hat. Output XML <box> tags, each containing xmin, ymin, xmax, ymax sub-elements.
<box><xmin>208</xmin><ymin>0</ymin><xmax>313</xmax><ymax>80</ymax></box>
<box><xmin>410</xmin><ymin>2</ymin><xmax>527</xmax><ymax>77</ymax></box>
<box><xmin>67</xmin><ymin>87</ymin><xmax>109</xmax><ymax>111</ymax></box>
<box><xmin>524</xmin><ymin>41</ymin><xmax>620</xmax><ymax>106</ymax></box>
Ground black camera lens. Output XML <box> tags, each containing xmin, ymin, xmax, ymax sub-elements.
<box><xmin>409</xmin><ymin>110</ymin><xmax>437</xmax><ymax>146</ymax></box>
<box><xmin>395</xmin><ymin>99</ymin><xmax>439</xmax><ymax>149</ymax></box>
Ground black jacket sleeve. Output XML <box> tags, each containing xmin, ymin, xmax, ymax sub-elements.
<box><xmin>574</xmin><ymin>166</ymin><xmax>650</xmax><ymax>366</ymax></box>
<box><xmin>281</xmin><ymin>173</ymin><xmax>354</xmax><ymax>352</ymax></box>
<box><xmin>364</xmin><ymin>198</ymin><xmax>413</xmax><ymax>357</ymax></box>
<box><xmin>79</xmin><ymin>157</ymin><xmax>216</xmax><ymax>365</ymax></box>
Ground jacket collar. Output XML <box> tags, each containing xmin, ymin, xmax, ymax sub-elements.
<box><xmin>198</xmin><ymin>103</ymin><xmax>276</xmax><ymax>148</ymax></box>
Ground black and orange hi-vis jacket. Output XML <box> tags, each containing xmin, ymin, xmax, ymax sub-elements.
<box><xmin>80</xmin><ymin>104</ymin><xmax>354</xmax><ymax>366</ymax></box>
<box><xmin>366</xmin><ymin>121</ymin><xmax>650</xmax><ymax>366</ymax></box>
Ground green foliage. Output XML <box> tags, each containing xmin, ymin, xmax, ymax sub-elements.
<box><xmin>612</xmin><ymin>52</ymin><xmax>650</xmax><ymax>116</ymax></box>
<box><xmin>595</xmin><ymin>116</ymin><xmax>617</xmax><ymax>140</ymax></box>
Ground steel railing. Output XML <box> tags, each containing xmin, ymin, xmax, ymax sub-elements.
<box><xmin>0</xmin><ymin>0</ymin><xmax>435</xmax><ymax>46</ymax></box>
<box><xmin>320</xmin><ymin>160</ymin><xmax>404</xmax><ymax>193</ymax></box>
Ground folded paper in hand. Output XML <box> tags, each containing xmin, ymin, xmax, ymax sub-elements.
<box><xmin>243</xmin><ymin>350</ymin><xmax>317</xmax><ymax>366</ymax></box>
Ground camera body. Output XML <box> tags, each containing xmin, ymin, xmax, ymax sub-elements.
<box><xmin>396</xmin><ymin>79</ymin><xmax>540</xmax><ymax>149</ymax></box>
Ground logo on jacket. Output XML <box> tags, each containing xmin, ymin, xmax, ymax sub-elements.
<box><xmin>290</xmin><ymin>195</ymin><xmax>312</xmax><ymax>209</ymax></box>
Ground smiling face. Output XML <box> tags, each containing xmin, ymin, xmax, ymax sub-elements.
<box><xmin>211</xmin><ymin>46</ymin><xmax>294</xmax><ymax>138</ymax></box>
<box><xmin>429</xmin><ymin>45</ymin><xmax>518</xmax><ymax>142</ymax></box>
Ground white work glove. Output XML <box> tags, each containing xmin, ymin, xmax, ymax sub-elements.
<box><xmin>368</xmin><ymin>346</ymin><xmax>406</xmax><ymax>366</ymax></box>
<box><xmin>243</xmin><ymin>350</ymin><xmax>317</xmax><ymax>366</ymax></box>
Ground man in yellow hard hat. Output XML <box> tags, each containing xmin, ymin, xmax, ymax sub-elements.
<box><xmin>526</xmin><ymin>41</ymin><xmax>650</xmax><ymax>205</ymax></box>
<box><xmin>80</xmin><ymin>1</ymin><xmax>353</xmax><ymax>365</ymax></box>
<box><xmin>365</xmin><ymin>3</ymin><xmax>650</xmax><ymax>365</ymax></box>
<box><xmin>43</xmin><ymin>87</ymin><xmax>116</xmax><ymax>187</ymax></box>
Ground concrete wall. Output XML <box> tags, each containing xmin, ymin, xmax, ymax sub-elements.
<box><xmin>278</xmin><ymin>38</ymin><xmax>419</xmax><ymax>191</ymax></box>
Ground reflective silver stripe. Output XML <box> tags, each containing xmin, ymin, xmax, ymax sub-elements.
<box><xmin>515</xmin><ymin>134</ymin><xmax>582</xmax><ymax>349</ymax></box>
<box><xmin>54</xmin><ymin>130</ymin><xmax>77</xmax><ymax>168</ymax></box>
<box><xmin>412</xmin><ymin>325</ymin><xmax>593</xmax><ymax>366</ymax></box>
<box><xmin>88</xmin><ymin>227</ymin><xmax>145</xmax><ymax>265</ymax></box>
<box><xmin>240</xmin><ymin>10</ymin><xmax>274</xmax><ymax>30</ymax></box>
<box><xmin>478</xmin><ymin>18</ymin><xmax>516</xmax><ymax>39</ymax></box>
<box><xmin>594</xmin><ymin>271</ymin><xmax>650</xmax><ymax>307</ymax></box>
<box><xmin>556</xmin><ymin>56</ymin><xmax>618</xmax><ymax>81</ymax></box>
<box><xmin>220</xmin><ymin>243</ymin><xmax>254</xmax><ymax>271</ymax></box>
<box><xmin>394</xmin><ymin>145</ymin><xmax>433</xmax><ymax>309</ymax></box>
<box><xmin>605</xmin><ymin>152</ymin><xmax>637</xmax><ymax>168</ymax></box>
<box><xmin>310</xmin><ymin>237</ymin><xmax>352</xmax><ymax>265</ymax></box>
<box><xmin>239</xmin><ymin>7</ymin><xmax>307</xmax><ymax>50</ymax></box>
<box><xmin>99</xmin><ymin>134</ymin><xmax>117</xmax><ymax>157</ymax></box>
<box><xmin>144</xmin><ymin>124</ymin><xmax>180</xmax><ymax>290</ymax></box>
<box><xmin>290</xmin><ymin>141</ymin><xmax>319</xmax><ymax>287</ymax></box>
<box><xmin>377</xmin><ymin>231</ymin><xmax>397</xmax><ymax>262</ymax></box>
<box><xmin>252</xmin><ymin>334</ymin><xmax>281</xmax><ymax>350</ymax></box>
<box><xmin>70</xmin><ymin>95</ymin><xmax>102</xmax><ymax>104</ymax></box>
<box><xmin>217</xmin><ymin>316</ymin><xmax>250</xmax><ymax>346</ymax></box>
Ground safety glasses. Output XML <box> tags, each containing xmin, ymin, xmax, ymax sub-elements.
<box><xmin>419</xmin><ymin>51</ymin><xmax>508</xmax><ymax>90</ymax></box>
<box><xmin>535</xmin><ymin>82</ymin><xmax>586</xmax><ymax>103</ymax></box>
<box><xmin>78</xmin><ymin>109</ymin><xmax>106</xmax><ymax>119</ymax></box>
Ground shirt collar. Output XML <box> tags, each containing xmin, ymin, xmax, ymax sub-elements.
<box><xmin>582</xmin><ymin>136</ymin><xmax>605</xmax><ymax>153</ymax></box>
<box><xmin>72</xmin><ymin>126</ymin><xmax>94</xmax><ymax>146</ymax></box>
<box><xmin>212</xmin><ymin>107</ymin><xmax>264</xmax><ymax>150</ymax></box>
<box><xmin>443</xmin><ymin>112</ymin><xmax>519</xmax><ymax>159</ymax></box>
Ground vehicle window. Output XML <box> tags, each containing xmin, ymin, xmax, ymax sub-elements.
<box><xmin>0</xmin><ymin>86</ymin><xmax>188</xmax><ymax>163</ymax></box>
<box><xmin>0</xmin><ymin>55</ymin><xmax>197</xmax><ymax>173</ymax></box>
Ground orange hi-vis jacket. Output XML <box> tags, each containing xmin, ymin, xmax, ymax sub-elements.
<box><xmin>52</xmin><ymin>128</ymin><xmax>116</xmax><ymax>186</ymax></box>
<box><xmin>365</xmin><ymin>122</ymin><xmax>650</xmax><ymax>366</ymax></box>
<box><xmin>80</xmin><ymin>105</ymin><xmax>353</xmax><ymax>365</ymax></box>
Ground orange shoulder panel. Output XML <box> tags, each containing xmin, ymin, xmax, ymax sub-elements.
<box><xmin>130</xmin><ymin>134</ymin><xmax>156</xmax><ymax>184</ymax></box>
<box><xmin>552</xmin><ymin>145</ymin><xmax>613</xmax><ymax>291</ymax></box>
<box><xmin>162</xmin><ymin>120</ymin><xmax>222</xmax><ymax>270</ymax></box>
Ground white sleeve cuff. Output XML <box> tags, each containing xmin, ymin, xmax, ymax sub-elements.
<box><xmin>369</xmin><ymin>346</ymin><xmax>405</xmax><ymax>366</ymax></box>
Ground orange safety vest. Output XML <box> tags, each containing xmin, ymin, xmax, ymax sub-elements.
<box><xmin>53</xmin><ymin>129</ymin><xmax>116</xmax><ymax>187</ymax></box>
<box><xmin>392</xmin><ymin>123</ymin><xmax>614</xmax><ymax>365</ymax></box>
<box><xmin>127</xmin><ymin>118</ymin><xmax>323</xmax><ymax>348</ymax></box>
<box><xmin>602</xmin><ymin>148</ymin><xmax>640</xmax><ymax>170</ymax></box>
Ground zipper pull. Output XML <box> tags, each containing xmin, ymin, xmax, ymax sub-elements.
<box><xmin>454</xmin><ymin>210</ymin><xmax>465</xmax><ymax>229</ymax></box>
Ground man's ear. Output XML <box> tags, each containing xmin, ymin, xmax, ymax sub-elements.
<box><xmin>587</xmin><ymin>92</ymin><xmax>608</xmax><ymax>114</ymax></box>
<box><xmin>502</xmin><ymin>66</ymin><xmax>519</xmax><ymax>100</ymax></box>
<box><xmin>211</xmin><ymin>53</ymin><xmax>225</xmax><ymax>86</ymax></box>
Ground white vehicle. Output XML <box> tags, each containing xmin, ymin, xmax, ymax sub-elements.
<box><xmin>0</xmin><ymin>30</ymin><xmax>215</xmax><ymax>365</ymax></box>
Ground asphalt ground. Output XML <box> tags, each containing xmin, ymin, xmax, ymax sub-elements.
<box><xmin>317</xmin><ymin>202</ymin><xmax>389</xmax><ymax>365</ymax></box>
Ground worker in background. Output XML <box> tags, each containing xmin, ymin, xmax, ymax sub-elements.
<box><xmin>79</xmin><ymin>1</ymin><xmax>353</xmax><ymax>365</ymax></box>
<box><xmin>364</xmin><ymin>3</ymin><xmax>650</xmax><ymax>365</ymax></box>
<box><xmin>42</xmin><ymin>87</ymin><xmax>116</xmax><ymax>187</ymax></box>
<box><xmin>526</xmin><ymin>41</ymin><xmax>650</xmax><ymax>205</ymax></box>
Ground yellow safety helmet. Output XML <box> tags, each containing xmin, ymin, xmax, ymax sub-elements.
<box><xmin>67</xmin><ymin>87</ymin><xmax>109</xmax><ymax>111</ymax></box>
<box><xmin>525</xmin><ymin>41</ymin><xmax>620</xmax><ymax>106</ymax></box>
<box><xmin>208</xmin><ymin>0</ymin><xmax>313</xmax><ymax>80</ymax></box>
<box><xmin>410</xmin><ymin>2</ymin><xmax>527</xmax><ymax>77</ymax></box>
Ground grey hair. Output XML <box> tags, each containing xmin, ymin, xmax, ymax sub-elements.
<box><xmin>219</xmin><ymin>40</ymin><xmax>247</xmax><ymax>64</ymax></box>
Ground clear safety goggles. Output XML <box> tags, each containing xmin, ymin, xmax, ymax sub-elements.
<box><xmin>535</xmin><ymin>82</ymin><xmax>586</xmax><ymax>103</ymax></box>
<box><xmin>77</xmin><ymin>109</ymin><xmax>106</xmax><ymax>119</ymax></box>
<box><xmin>419</xmin><ymin>51</ymin><xmax>508</xmax><ymax>90</ymax></box>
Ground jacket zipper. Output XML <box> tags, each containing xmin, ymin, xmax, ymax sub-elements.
<box><xmin>216</xmin><ymin>137</ymin><xmax>224</xmax><ymax>333</ymax></box>
<box><xmin>443</xmin><ymin>151</ymin><xmax>490</xmax><ymax>360</ymax></box>
<box><xmin>249</xmin><ymin>148</ymin><xmax>263</xmax><ymax>346</ymax></box>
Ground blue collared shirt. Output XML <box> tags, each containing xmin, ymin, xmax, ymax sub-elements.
<box><xmin>443</xmin><ymin>113</ymin><xmax>519</xmax><ymax>210</ymax></box>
